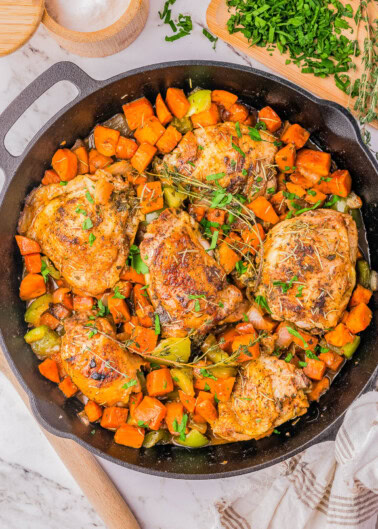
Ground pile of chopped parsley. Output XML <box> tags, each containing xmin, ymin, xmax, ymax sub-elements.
<box><xmin>226</xmin><ymin>0</ymin><xmax>357</xmax><ymax>80</ymax></box>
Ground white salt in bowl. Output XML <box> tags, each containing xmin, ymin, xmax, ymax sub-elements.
<box><xmin>42</xmin><ymin>0</ymin><xmax>149</xmax><ymax>58</ymax></box>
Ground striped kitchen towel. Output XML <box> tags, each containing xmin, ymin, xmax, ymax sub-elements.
<box><xmin>215</xmin><ymin>391</ymin><xmax>378</xmax><ymax>529</ymax></box>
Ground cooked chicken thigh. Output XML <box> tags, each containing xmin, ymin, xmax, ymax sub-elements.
<box><xmin>155</xmin><ymin>122</ymin><xmax>278</xmax><ymax>198</ymax></box>
<box><xmin>61</xmin><ymin>315</ymin><xmax>145</xmax><ymax>406</ymax></box>
<box><xmin>257</xmin><ymin>209</ymin><xmax>357</xmax><ymax>332</ymax></box>
<box><xmin>213</xmin><ymin>355</ymin><xmax>310</xmax><ymax>442</ymax></box>
<box><xmin>140</xmin><ymin>209</ymin><xmax>244</xmax><ymax>337</ymax></box>
<box><xmin>18</xmin><ymin>171</ymin><xmax>141</xmax><ymax>296</ymax></box>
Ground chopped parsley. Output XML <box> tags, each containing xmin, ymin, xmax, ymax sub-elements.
<box><xmin>206</xmin><ymin>172</ymin><xmax>226</xmax><ymax>181</ymax></box>
<box><xmin>123</xmin><ymin>379</ymin><xmax>137</xmax><ymax>389</ymax></box>
<box><xmin>75</xmin><ymin>207</ymin><xmax>87</xmax><ymax>216</ymax></box>
<box><xmin>273</xmin><ymin>275</ymin><xmax>298</xmax><ymax>293</ymax></box>
<box><xmin>85</xmin><ymin>190</ymin><xmax>94</xmax><ymax>204</ymax></box>
<box><xmin>202</xmin><ymin>28</ymin><xmax>218</xmax><ymax>49</ymax></box>
<box><xmin>128</xmin><ymin>244</ymin><xmax>149</xmax><ymax>274</ymax></box>
<box><xmin>284</xmin><ymin>352</ymin><xmax>293</xmax><ymax>363</ymax></box>
<box><xmin>209</xmin><ymin>230</ymin><xmax>219</xmax><ymax>249</ymax></box>
<box><xmin>113</xmin><ymin>286</ymin><xmax>125</xmax><ymax>299</ymax></box>
<box><xmin>255</xmin><ymin>295</ymin><xmax>272</xmax><ymax>314</ymax></box>
<box><xmin>88</xmin><ymin>233</ymin><xmax>96</xmax><ymax>247</ymax></box>
<box><xmin>267</xmin><ymin>187</ymin><xmax>275</xmax><ymax>194</ymax></box>
<box><xmin>59</xmin><ymin>181</ymin><xmax>68</xmax><ymax>186</ymax></box>
<box><xmin>41</xmin><ymin>259</ymin><xmax>50</xmax><ymax>283</ymax></box>
<box><xmin>199</xmin><ymin>368</ymin><xmax>217</xmax><ymax>380</ymax></box>
<box><xmin>296</xmin><ymin>285</ymin><xmax>304</xmax><ymax>298</ymax></box>
<box><xmin>173</xmin><ymin>413</ymin><xmax>188</xmax><ymax>441</ymax></box>
<box><xmin>235</xmin><ymin>260</ymin><xmax>248</xmax><ymax>275</ymax></box>
<box><xmin>248</xmin><ymin>127</ymin><xmax>262</xmax><ymax>141</ymax></box>
<box><xmin>298</xmin><ymin>361</ymin><xmax>308</xmax><ymax>367</ymax></box>
<box><xmin>235</xmin><ymin>121</ymin><xmax>242</xmax><ymax>138</ymax></box>
<box><xmin>231</xmin><ymin>142</ymin><xmax>246</xmax><ymax>157</ymax></box>
<box><xmin>154</xmin><ymin>314</ymin><xmax>161</xmax><ymax>335</ymax></box>
<box><xmin>82</xmin><ymin>218</ymin><xmax>93</xmax><ymax>230</ymax></box>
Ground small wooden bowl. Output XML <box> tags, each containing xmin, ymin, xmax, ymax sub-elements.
<box><xmin>42</xmin><ymin>0</ymin><xmax>149</xmax><ymax>58</ymax></box>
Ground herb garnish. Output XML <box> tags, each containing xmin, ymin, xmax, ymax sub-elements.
<box><xmin>173</xmin><ymin>414</ymin><xmax>188</xmax><ymax>441</ymax></box>
<box><xmin>123</xmin><ymin>379</ymin><xmax>137</xmax><ymax>389</ymax></box>
<box><xmin>82</xmin><ymin>218</ymin><xmax>93</xmax><ymax>230</ymax></box>
<box><xmin>200</xmin><ymin>368</ymin><xmax>217</xmax><ymax>380</ymax></box>
<box><xmin>202</xmin><ymin>28</ymin><xmax>218</xmax><ymax>50</ymax></box>
<box><xmin>154</xmin><ymin>314</ymin><xmax>161</xmax><ymax>335</ymax></box>
<box><xmin>113</xmin><ymin>286</ymin><xmax>125</xmax><ymax>299</ymax></box>
<box><xmin>273</xmin><ymin>275</ymin><xmax>298</xmax><ymax>293</ymax></box>
<box><xmin>128</xmin><ymin>245</ymin><xmax>149</xmax><ymax>274</ymax></box>
<box><xmin>255</xmin><ymin>295</ymin><xmax>272</xmax><ymax>314</ymax></box>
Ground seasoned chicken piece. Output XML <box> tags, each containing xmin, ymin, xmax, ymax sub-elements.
<box><xmin>155</xmin><ymin>122</ymin><xmax>278</xmax><ymax>198</ymax></box>
<box><xmin>257</xmin><ymin>210</ymin><xmax>357</xmax><ymax>332</ymax></box>
<box><xmin>213</xmin><ymin>355</ymin><xmax>310</xmax><ymax>442</ymax></box>
<box><xmin>61</xmin><ymin>315</ymin><xmax>145</xmax><ymax>406</ymax></box>
<box><xmin>18</xmin><ymin>171</ymin><xmax>141</xmax><ymax>296</ymax></box>
<box><xmin>140</xmin><ymin>209</ymin><xmax>244</xmax><ymax>337</ymax></box>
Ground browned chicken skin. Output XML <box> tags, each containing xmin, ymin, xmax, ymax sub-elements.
<box><xmin>18</xmin><ymin>171</ymin><xmax>141</xmax><ymax>297</ymax></box>
<box><xmin>213</xmin><ymin>355</ymin><xmax>310</xmax><ymax>442</ymax></box>
<box><xmin>257</xmin><ymin>209</ymin><xmax>357</xmax><ymax>332</ymax></box>
<box><xmin>61</xmin><ymin>315</ymin><xmax>145</xmax><ymax>407</ymax></box>
<box><xmin>139</xmin><ymin>208</ymin><xmax>244</xmax><ymax>337</ymax></box>
<box><xmin>155</xmin><ymin>122</ymin><xmax>278</xmax><ymax>199</ymax></box>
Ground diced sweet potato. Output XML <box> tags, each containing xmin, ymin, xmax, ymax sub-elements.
<box><xmin>58</xmin><ymin>376</ymin><xmax>78</xmax><ymax>398</ymax></box>
<box><xmin>166</xmin><ymin>88</ymin><xmax>190</xmax><ymax>118</ymax></box>
<box><xmin>303</xmin><ymin>358</ymin><xmax>326</xmax><ymax>381</ymax></box>
<box><xmin>247</xmin><ymin>196</ymin><xmax>279</xmax><ymax>224</ymax></box>
<box><xmin>94</xmin><ymin>125</ymin><xmax>120</xmax><ymax>157</ymax></box>
<box><xmin>131</xmin><ymin>143</ymin><xmax>157</xmax><ymax>173</ymax></box>
<box><xmin>156</xmin><ymin>125</ymin><xmax>182</xmax><ymax>154</ymax></box>
<box><xmin>325</xmin><ymin>323</ymin><xmax>355</xmax><ymax>347</ymax></box>
<box><xmin>281</xmin><ymin>123</ymin><xmax>310</xmax><ymax>149</ymax></box>
<box><xmin>286</xmin><ymin>182</ymin><xmax>306</xmax><ymax>197</ymax></box>
<box><xmin>305</xmin><ymin>188</ymin><xmax>327</xmax><ymax>204</ymax></box>
<box><xmin>134</xmin><ymin>116</ymin><xmax>165</xmax><ymax>146</ymax></box>
<box><xmin>116</xmin><ymin>136</ymin><xmax>138</xmax><ymax>159</ymax></box>
<box><xmin>345</xmin><ymin>303</ymin><xmax>372</xmax><ymax>334</ymax></box>
<box><xmin>191</xmin><ymin>103</ymin><xmax>220</xmax><ymax>128</ymax></box>
<box><xmin>296</xmin><ymin>149</ymin><xmax>331</xmax><ymax>183</ymax></box>
<box><xmin>349</xmin><ymin>285</ymin><xmax>372</xmax><ymax>308</ymax></box>
<box><xmin>211</xmin><ymin>90</ymin><xmax>238</xmax><ymax>110</ymax></box>
<box><xmin>258</xmin><ymin>106</ymin><xmax>281</xmax><ymax>132</ymax></box>
<box><xmin>122</xmin><ymin>97</ymin><xmax>154</xmax><ymax>130</ymax></box>
<box><xmin>156</xmin><ymin>93</ymin><xmax>173</xmax><ymax>125</ymax></box>
<box><xmin>137</xmin><ymin>181</ymin><xmax>164</xmax><ymax>214</ymax></box>
<box><xmin>275</xmin><ymin>143</ymin><xmax>296</xmax><ymax>173</ymax></box>
<box><xmin>73</xmin><ymin>146</ymin><xmax>89</xmax><ymax>175</ymax></box>
<box><xmin>226</xmin><ymin>103</ymin><xmax>249</xmax><ymax>123</ymax></box>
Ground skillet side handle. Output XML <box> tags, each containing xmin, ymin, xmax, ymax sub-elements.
<box><xmin>0</xmin><ymin>61</ymin><xmax>99</xmax><ymax>178</ymax></box>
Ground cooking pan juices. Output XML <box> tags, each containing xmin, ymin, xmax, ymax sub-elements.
<box><xmin>15</xmin><ymin>84</ymin><xmax>376</xmax><ymax>451</ymax></box>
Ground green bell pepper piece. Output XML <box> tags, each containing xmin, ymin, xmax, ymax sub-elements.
<box><xmin>201</xmin><ymin>334</ymin><xmax>231</xmax><ymax>364</ymax></box>
<box><xmin>171</xmin><ymin>116</ymin><xmax>193</xmax><ymax>134</ymax></box>
<box><xmin>176</xmin><ymin>429</ymin><xmax>209</xmax><ymax>448</ymax></box>
<box><xmin>24</xmin><ymin>294</ymin><xmax>53</xmax><ymax>326</ymax></box>
<box><xmin>341</xmin><ymin>335</ymin><xmax>360</xmax><ymax>359</ymax></box>
<box><xmin>356</xmin><ymin>260</ymin><xmax>371</xmax><ymax>288</ymax></box>
<box><xmin>163</xmin><ymin>186</ymin><xmax>187</xmax><ymax>209</ymax></box>
<box><xmin>25</xmin><ymin>325</ymin><xmax>61</xmax><ymax>359</ymax></box>
<box><xmin>142</xmin><ymin>429</ymin><xmax>170</xmax><ymax>448</ymax></box>
<box><xmin>152</xmin><ymin>337</ymin><xmax>191</xmax><ymax>363</ymax></box>
<box><xmin>186</xmin><ymin>90</ymin><xmax>212</xmax><ymax>117</ymax></box>
<box><xmin>170</xmin><ymin>367</ymin><xmax>194</xmax><ymax>396</ymax></box>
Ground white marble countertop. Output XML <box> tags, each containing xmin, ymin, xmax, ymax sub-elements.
<box><xmin>0</xmin><ymin>2</ymin><xmax>377</xmax><ymax>528</ymax></box>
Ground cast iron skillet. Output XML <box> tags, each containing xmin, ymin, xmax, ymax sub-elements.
<box><xmin>0</xmin><ymin>61</ymin><xmax>377</xmax><ymax>479</ymax></box>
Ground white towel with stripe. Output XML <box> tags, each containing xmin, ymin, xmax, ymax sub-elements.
<box><xmin>215</xmin><ymin>391</ymin><xmax>378</xmax><ymax>529</ymax></box>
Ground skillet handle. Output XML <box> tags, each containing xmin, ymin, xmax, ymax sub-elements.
<box><xmin>0</xmin><ymin>62</ymin><xmax>99</xmax><ymax>177</ymax></box>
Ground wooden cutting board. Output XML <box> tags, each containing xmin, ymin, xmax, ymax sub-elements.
<box><xmin>0</xmin><ymin>350</ymin><xmax>141</xmax><ymax>529</ymax></box>
<box><xmin>207</xmin><ymin>0</ymin><xmax>378</xmax><ymax>128</ymax></box>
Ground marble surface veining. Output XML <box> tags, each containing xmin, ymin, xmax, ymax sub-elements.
<box><xmin>0</xmin><ymin>1</ymin><xmax>377</xmax><ymax>528</ymax></box>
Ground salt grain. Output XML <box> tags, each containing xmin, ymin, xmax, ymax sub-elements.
<box><xmin>46</xmin><ymin>0</ymin><xmax>130</xmax><ymax>33</ymax></box>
